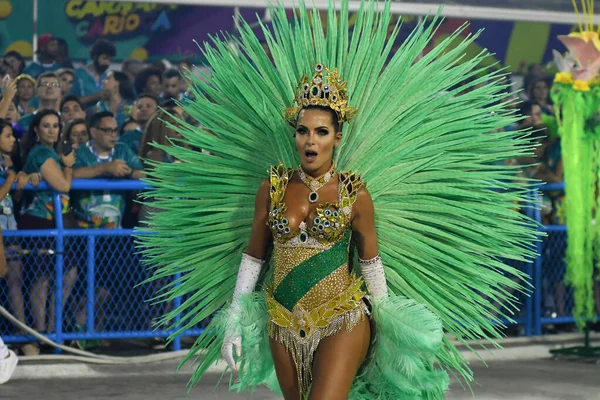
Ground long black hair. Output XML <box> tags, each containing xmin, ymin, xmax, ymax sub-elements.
<box><xmin>112</xmin><ymin>71</ymin><xmax>135</xmax><ymax>101</ymax></box>
<box><xmin>0</xmin><ymin>118</ymin><xmax>12</xmax><ymax>136</ymax></box>
<box><xmin>134</xmin><ymin>67</ymin><xmax>162</xmax><ymax>96</ymax></box>
<box><xmin>3</xmin><ymin>51</ymin><xmax>25</xmax><ymax>76</ymax></box>
<box><xmin>22</xmin><ymin>109</ymin><xmax>61</xmax><ymax>163</ymax></box>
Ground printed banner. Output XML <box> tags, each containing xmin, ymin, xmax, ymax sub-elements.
<box><xmin>0</xmin><ymin>0</ymin><xmax>575</xmax><ymax>73</ymax></box>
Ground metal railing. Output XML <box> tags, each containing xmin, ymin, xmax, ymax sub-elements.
<box><xmin>0</xmin><ymin>179</ymin><xmax>592</xmax><ymax>351</ymax></box>
<box><xmin>0</xmin><ymin>179</ymin><xmax>203</xmax><ymax>351</ymax></box>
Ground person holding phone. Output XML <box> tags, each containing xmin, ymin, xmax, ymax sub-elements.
<box><xmin>19</xmin><ymin>110</ymin><xmax>78</xmax><ymax>351</ymax></box>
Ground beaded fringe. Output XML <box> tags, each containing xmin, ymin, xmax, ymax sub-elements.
<box><xmin>268</xmin><ymin>302</ymin><xmax>368</xmax><ymax>399</ymax></box>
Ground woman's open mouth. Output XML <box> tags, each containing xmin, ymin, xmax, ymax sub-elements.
<box><xmin>305</xmin><ymin>150</ymin><xmax>318</xmax><ymax>163</ymax></box>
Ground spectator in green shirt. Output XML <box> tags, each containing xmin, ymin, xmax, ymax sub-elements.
<box><xmin>94</xmin><ymin>71</ymin><xmax>135</xmax><ymax>131</ymax></box>
<box><xmin>160</xmin><ymin>68</ymin><xmax>186</xmax><ymax>102</ymax></box>
<box><xmin>71</xmin><ymin>111</ymin><xmax>144</xmax><ymax>342</ymax></box>
<box><xmin>60</xmin><ymin>94</ymin><xmax>86</xmax><ymax>126</ymax></box>
<box><xmin>18</xmin><ymin>72</ymin><xmax>61</xmax><ymax>132</ymax></box>
<box><xmin>15</xmin><ymin>74</ymin><xmax>36</xmax><ymax>117</ymax></box>
<box><xmin>0</xmin><ymin>119</ymin><xmax>40</xmax><ymax>344</ymax></box>
<box><xmin>72</xmin><ymin>111</ymin><xmax>144</xmax><ymax>228</ymax></box>
<box><xmin>71</xmin><ymin>39</ymin><xmax>115</xmax><ymax>110</ymax></box>
<box><xmin>57</xmin><ymin>68</ymin><xmax>75</xmax><ymax>97</ymax></box>
<box><xmin>134</xmin><ymin>67</ymin><xmax>162</xmax><ymax>99</ymax></box>
<box><xmin>4</xmin><ymin>51</ymin><xmax>25</xmax><ymax>79</ymax></box>
<box><xmin>119</xmin><ymin>93</ymin><xmax>158</xmax><ymax>154</ymax></box>
<box><xmin>61</xmin><ymin>118</ymin><xmax>89</xmax><ymax>151</ymax></box>
<box><xmin>20</xmin><ymin>109</ymin><xmax>78</xmax><ymax>344</ymax></box>
<box><xmin>23</xmin><ymin>34</ymin><xmax>60</xmax><ymax>79</ymax></box>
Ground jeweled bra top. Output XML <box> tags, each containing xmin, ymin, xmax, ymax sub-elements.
<box><xmin>268</xmin><ymin>163</ymin><xmax>364</xmax><ymax>247</ymax></box>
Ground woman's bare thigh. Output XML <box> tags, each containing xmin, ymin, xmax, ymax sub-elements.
<box><xmin>270</xmin><ymin>338</ymin><xmax>300</xmax><ymax>400</ymax></box>
<box><xmin>308</xmin><ymin>316</ymin><xmax>371</xmax><ymax>400</ymax></box>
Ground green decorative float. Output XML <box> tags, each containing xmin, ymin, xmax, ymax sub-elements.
<box><xmin>550</xmin><ymin>0</ymin><xmax>600</xmax><ymax>359</ymax></box>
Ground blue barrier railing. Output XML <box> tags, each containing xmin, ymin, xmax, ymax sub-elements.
<box><xmin>0</xmin><ymin>179</ymin><xmax>591</xmax><ymax>351</ymax></box>
<box><xmin>0</xmin><ymin>179</ymin><xmax>202</xmax><ymax>352</ymax></box>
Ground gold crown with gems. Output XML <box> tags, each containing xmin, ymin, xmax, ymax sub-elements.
<box><xmin>284</xmin><ymin>63</ymin><xmax>357</xmax><ymax>125</ymax></box>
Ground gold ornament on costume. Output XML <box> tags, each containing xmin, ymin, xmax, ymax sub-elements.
<box><xmin>284</xmin><ymin>63</ymin><xmax>357</xmax><ymax>124</ymax></box>
<box><xmin>298</xmin><ymin>163</ymin><xmax>336</xmax><ymax>203</ymax></box>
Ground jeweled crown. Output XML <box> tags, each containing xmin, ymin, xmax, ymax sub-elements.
<box><xmin>284</xmin><ymin>63</ymin><xmax>357</xmax><ymax>125</ymax></box>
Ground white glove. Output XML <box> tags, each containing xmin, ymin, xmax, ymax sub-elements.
<box><xmin>359</xmin><ymin>255</ymin><xmax>388</xmax><ymax>298</ymax></box>
<box><xmin>221</xmin><ymin>253</ymin><xmax>264</xmax><ymax>371</ymax></box>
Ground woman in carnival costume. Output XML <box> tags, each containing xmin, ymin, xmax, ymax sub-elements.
<box><xmin>138</xmin><ymin>1</ymin><xmax>538</xmax><ymax>398</ymax></box>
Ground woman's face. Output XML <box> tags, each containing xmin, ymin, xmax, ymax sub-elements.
<box><xmin>533</xmin><ymin>81</ymin><xmax>549</xmax><ymax>102</ymax></box>
<box><xmin>145</xmin><ymin>75</ymin><xmax>162</xmax><ymax>97</ymax></box>
<box><xmin>5</xmin><ymin>56</ymin><xmax>22</xmax><ymax>77</ymax></box>
<box><xmin>35</xmin><ymin>114</ymin><xmax>60</xmax><ymax>146</ymax></box>
<box><xmin>17</xmin><ymin>80</ymin><xmax>35</xmax><ymax>101</ymax></box>
<box><xmin>165</xmin><ymin>126</ymin><xmax>182</xmax><ymax>143</ymax></box>
<box><xmin>0</xmin><ymin>126</ymin><xmax>15</xmax><ymax>154</ymax></box>
<box><xmin>103</xmin><ymin>72</ymin><xmax>117</xmax><ymax>93</ymax></box>
<box><xmin>5</xmin><ymin>102</ymin><xmax>18</xmax><ymax>123</ymax></box>
<box><xmin>59</xmin><ymin>73</ymin><xmax>74</xmax><ymax>95</ymax></box>
<box><xmin>170</xmin><ymin>106</ymin><xmax>184</xmax><ymax>119</ymax></box>
<box><xmin>68</xmin><ymin>123</ymin><xmax>89</xmax><ymax>148</ymax></box>
<box><xmin>295</xmin><ymin>108</ymin><xmax>341</xmax><ymax>174</ymax></box>
<box><xmin>530</xmin><ymin>104</ymin><xmax>543</xmax><ymax>126</ymax></box>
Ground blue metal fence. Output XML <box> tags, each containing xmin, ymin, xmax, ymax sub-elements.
<box><xmin>0</xmin><ymin>179</ymin><xmax>594</xmax><ymax>351</ymax></box>
<box><xmin>0</xmin><ymin>179</ymin><xmax>203</xmax><ymax>352</ymax></box>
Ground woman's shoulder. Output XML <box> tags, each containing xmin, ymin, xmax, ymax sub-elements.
<box><xmin>28</xmin><ymin>145</ymin><xmax>57</xmax><ymax>159</ymax></box>
<box><xmin>24</xmin><ymin>145</ymin><xmax>58</xmax><ymax>172</ymax></box>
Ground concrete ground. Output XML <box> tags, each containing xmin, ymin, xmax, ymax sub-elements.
<box><xmin>2</xmin><ymin>357</ymin><xmax>599</xmax><ymax>400</ymax></box>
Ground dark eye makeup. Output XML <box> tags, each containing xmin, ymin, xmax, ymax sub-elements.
<box><xmin>295</xmin><ymin>127</ymin><xmax>329</xmax><ymax>135</ymax></box>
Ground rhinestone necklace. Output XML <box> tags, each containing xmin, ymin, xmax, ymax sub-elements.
<box><xmin>298</xmin><ymin>163</ymin><xmax>336</xmax><ymax>203</ymax></box>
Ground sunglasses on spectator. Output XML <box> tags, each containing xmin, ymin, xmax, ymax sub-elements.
<box><xmin>40</xmin><ymin>81</ymin><xmax>60</xmax><ymax>87</ymax></box>
<box><xmin>96</xmin><ymin>127</ymin><xmax>119</xmax><ymax>136</ymax></box>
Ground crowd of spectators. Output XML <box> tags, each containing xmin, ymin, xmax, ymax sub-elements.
<box><xmin>0</xmin><ymin>34</ymin><xmax>195</xmax><ymax>354</ymax></box>
<box><xmin>502</xmin><ymin>65</ymin><xmax>564</xmax><ymax>226</ymax></box>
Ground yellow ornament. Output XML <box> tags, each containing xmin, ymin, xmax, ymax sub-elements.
<box><xmin>589</xmin><ymin>76</ymin><xmax>600</xmax><ymax>86</ymax></box>
<box><xmin>6</xmin><ymin>41</ymin><xmax>32</xmax><ymax>58</ymax></box>
<box><xmin>573</xmin><ymin>79</ymin><xmax>591</xmax><ymax>91</ymax></box>
<box><xmin>0</xmin><ymin>1</ymin><xmax>12</xmax><ymax>19</ymax></box>
<box><xmin>284</xmin><ymin>63</ymin><xmax>357</xmax><ymax>125</ymax></box>
<box><xmin>568</xmin><ymin>31</ymin><xmax>600</xmax><ymax>52</ymax></box>
<box><xmin>129</xmin><ymin>47</ymin><xmax>148</xmax><ymax>61</ymax></box>
<box><xmin>554</xmin><ymin>72</ymin><xmax>574</xmax><ymax>85</ymax></box>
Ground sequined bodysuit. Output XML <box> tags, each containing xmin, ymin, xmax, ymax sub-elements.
<box><xmin>266</xmin><ymin>164</ymin><xmax>369</xmax><ymax>398</ymax></box>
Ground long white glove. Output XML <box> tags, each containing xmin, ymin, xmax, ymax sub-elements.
<box><xmin>221</xmin><ymin>253</ymin><xmax>264</xmax><ymax>371</ymax></box>
<box><xmin>359</xmin><ymin>255</ymin><xmax>389</xmax><ymax>298</ymax></box>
